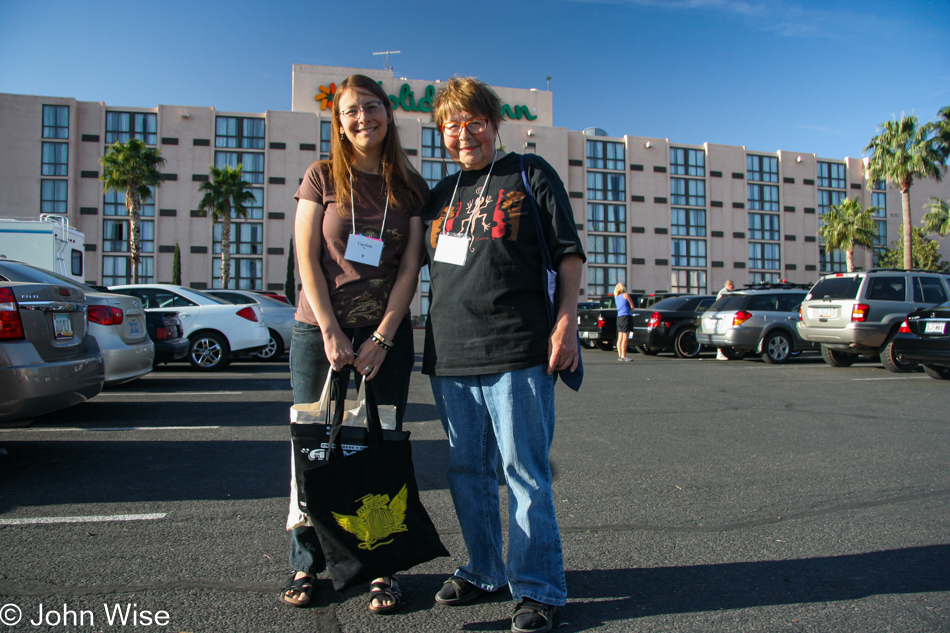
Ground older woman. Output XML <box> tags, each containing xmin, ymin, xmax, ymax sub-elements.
<box><xmin>421</xmin><ymin>77</ymin><xmax>585</xmax><ymax>633</ymax></box>
<box><xmin>283</xmin><ymin>74</ymin><xmax>427</xmax><ymax>613</ymax></box>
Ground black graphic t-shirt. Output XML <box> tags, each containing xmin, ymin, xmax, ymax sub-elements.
<box><xmin>421</xmin><ymin>152</ymin><xmax>584</xmax><ymax>376</ymax></box>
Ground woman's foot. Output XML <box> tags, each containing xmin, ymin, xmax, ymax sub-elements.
<box><xmin>280</xmin><ymin>571</ymin><xmax>314</xmax><ymax>607</ymax></box>
<box><xmin>435</xmin><ymin>575</ymin><xmax>491</xmax><ymax>606</ymax></box>
<box><xmin>368</xmin><ymin>576</ymin><xmax>402</xmax><ymax>614</ymax></box>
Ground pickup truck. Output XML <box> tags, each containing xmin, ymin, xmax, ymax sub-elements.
<box><xmin>578</xmin><ymin>293</ymin><xmax>683</xmax><ymax>351</ymax></box>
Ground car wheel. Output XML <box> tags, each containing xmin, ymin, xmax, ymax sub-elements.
<box><xmin>636</xmin><ymin>345</ymin><xmax>660</xmax><ymax>356</ymax></box>
<box><xmin>596</xmin><ymin>341</ymin><xmax>614</xmax><ymax>351</ymax></box>
<box><xmin>673</xmin><ymin>328</ymin><xmax>702</xmax><ymax>359</ymax></box>
<box><xmin>188</xmin><ymin>332</ymin><xmax>230</xmax><ymax>371</ymax></box>
<box><xmin>820</xmin><ymin>345</ymin><xmax>856</xmax><ymax>367</ymax></box>
<box><xmin>923</xmin><ymin>364</ymin><xmax>950</xmax><ymax>380</ymax></box>
<box><xmin>879</xmin><ymin>339</ymin><xmax>918</xmax><ymax>373</ymax></box>
<box><xmin>762</xmin><ymin>331</ymin><xmax>792</xmax><ymax>364</ymax></box>
<box><xmin>720</xmin><ymin>347</ymin><xmax>745</xmax><ymax>360</ymax></box>
<box><xmin>254</xmin><ymin>329</ymin><xmax>285</xmax><ymax>361</ymax></box>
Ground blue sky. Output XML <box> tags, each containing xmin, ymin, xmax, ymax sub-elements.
<box><xmin>1</xmin><ymin>0</ymin><xmax>947</xmax><ymax>159</ymax></box>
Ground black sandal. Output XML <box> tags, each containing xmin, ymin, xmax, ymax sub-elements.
<box><xmin>435</xmin><ymin>575</ymin><xmax>490</xmax><ymax>606</ymax></box>
<box><xmin>280</xmin><ymin>572</ymin><xmax>314</xmax><ymax>607</ymax></box>
<box><xmin>368</xmin><ymin>576</ymin><xmax>402</xmax><ymax>614</ymax></box>
<box><xmin>511</xmin><ymin>599</ymin><xmax>558</xmax><ymax>633</ymax></box>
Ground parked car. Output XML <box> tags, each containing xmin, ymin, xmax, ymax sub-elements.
<box><xmin>145</xmin><ymin>310</ymin><xmax>190</xmax><ymax>366</ymax></box>
<box><xmin>797</xmin><ymin>269</ymin><xmax>950</xmax><ymax>372</ymax></box>
<box><xmin>0</xmin><ymin>259</ymin><xmax>154</xmax><ymax>385</ymax></box>
<box><xmin>1</xmin><ymin>281</ymin><xmax>104</xmax><ymax>426</ymax></box>
<box><xmin>109</xmin><ymin>284</ymin><xmax>268</xmax><ymax>371</ymax></box>
<box><xmin>578</xmin><ymin>293</ymin><xmax>684</xmax><ymax>351</ymax></box>
<box><xmin>696</xmin><ymin>283</ymin><xmax>815</xmax><ymax>364</ymax></box>
<box><xmin>892</xmin><ymin>301</ymin><xmax>950</xmax><ymax>380</ymax></box>
<box><xmin>204</xmin><ymin>289</ymin><xmax>295</xmax><ymax>361</ymax></box>
<box><xmin>630</xmin><ymin>294</ymin><xmax>716</xmax><ymax>358</ymax></box>
<box><xmin>246</xmin><ymin>290</ymin><xmax>292</xmax><ymax>305</ymax></box>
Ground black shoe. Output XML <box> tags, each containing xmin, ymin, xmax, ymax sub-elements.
<box><xmin>435</xmin><ymin>575</ymin><xmax>490</xmax><ymax>606</ymax></box>
<box><xmin>511</xmin><ymin>599</ymin><xmax>557</xmax><ymax>633</ymax></box>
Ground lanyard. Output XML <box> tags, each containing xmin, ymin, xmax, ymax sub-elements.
<box><xmin>350</xmin><ymin>172</ymin><xmax>388</xmax><ymax>238</ymax></box>
<box><xmin>443</xmin><ymin>149</ymin><xmax>499</xmax><ymax>238</ymax></box>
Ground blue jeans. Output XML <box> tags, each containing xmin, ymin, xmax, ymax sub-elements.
<box><xmin>288</xmin><ymin>318</ymin><xmax>414</xmax><ymax>575</ymax></box>
<box><xmin>430</xmin><ymin>365</ymin><xmax>567</xmax><ymax>606</ymax></box>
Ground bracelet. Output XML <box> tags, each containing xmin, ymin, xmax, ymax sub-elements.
<box><xmin>371</xmin><ymin>331</ymin><xmax>394</xmax><ymax>351</ymax></box>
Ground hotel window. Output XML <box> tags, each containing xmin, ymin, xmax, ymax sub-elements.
<box><xmin>817</xmin><ymin>162</ymin><xmax>846</xmax><ymax>189</ymax></box>
<box><xmin>245</xmin><ymin>188</ymin><xmax>264</xmax><ymax>220</ymax></box>
<box><xmin>587</xmin><ymin>235</ymin><xmax>626</xmax><ymax>265</ymax></box>
<box><xmin>105</xmin><ymin>111</ymin><xmax>157</xmax><ymax>145</ymax></box>
<box><xmin>42</xmin><ymin>105</ymin><xmax>69</xmax><ymax>139</ymax></box>
<box><xmin>819</xmin><ymin>247</ymin><xmax>848</xmax><ymax>273</ymax></box>
<box><xmin>818</xmin><ymin>189</ymin><xmax>847</xmax><ymax>215</ymax></box>
<box><xmin>748</xmin><ymin>213</ymin><xmax>780</xmax><ymax>241</ymax></box>
<box><xmin>671</xmin><ymin>269</ymin><xmax>707</xmax><ymax>294</ymax></box>
<box><xmin>671</xmin><ymin>238</ymin><xmax>706</xmax><ymax>268</ymax></box>
<box><xmin>320</xmin><ymin>120</ymin><xmax>332</xmax><ymax>159</ymax></box>
<box><xmin>103</xmin><ymin>219</ymin><xmax>153</xmax><ymax>253</ymax></box>
<box><xmin>40</xmin><ymin>179</ymin><xmax>67</xmax><ymax>214</ymax></box>
<box><xmin>420</xmin><ymin>265</ymin><xmax>431</xmax><ymax>319</ymax></box>
<box><xmin>587</xmin><ymin>172</ymin><xmax>625</xmax><ymax>201</ymax></box>
<box><xmin>587</xmin><ymin>203</ymin><xmax>626</xmax><ymax>233</ymax></box>
<box><xmin>749</xmin><ymin>272</ymin><xmax>780</xmax><ymax>284</ymax></box>
<box><xmin>588</xmin><ymin>266</ymin><xmax>625</xmax><ymax>298</ymax></box>
<box><xmin>671</xmin><ymin>208</ymin><xmax>706</xmax><ymax>237</ymax></box>
<box><xmin>102</xmin><ymin>255</ymin><xmax>153</xmax><ymax>285</ymax></box>
<box><xmin>749</xmin><ymin>242</ymin><xmax>781</xmax><ymax>270</ymax></box>
<box><xmin>421</xmin><ymin>160</ymin><xmax>460</xmax><ymax>189</ymax></box>
<box><xmin>213</xmin><ymin>257</ymin><xmax>263</xmax><ymax>290</ymax></box>
<box><xmin>670</xmin><ymin>148</ymin><xmax>705</xmax><ymax>177</ymax></box>
<box><xmin>586</xmin><ymin>140</ymin><xmax>624</xmax><ymax>171</ymax></box>
<box><xmin>422</xmin><ymin>128</ymin><xmax>445</xmax><ymax>158</ymax></box>
<box><xmin>41</xmin><ymin>142</ymin><xmax>68</xmax><ymax>176</ymax></box>
<box><xmin>215</xmin><ymin>116</ymin><xmax>265</xmax><ymax>149</ymax></box>
<box><xmin>215</xmin><ymin>151</ymin><xmax>264</xmax><ymax>184</ymax></box>
<box><xmin>748</xmin><ymin>184</ymin><xmax>779</xmax><ymax>211</ymax></box>
<box><xmin>747</xmin><ymin>155</ymin><xmax>779</xmax><ymax>183</ymax></box>
<box><xmin>104</xmin><ymin>187</ymin><xmax>155</xmax><ymax>217</ymax></box>
<box><xmin>670</xmin><ymin>178</ymin><xmax>705</xmax><ymax>207</ymax></box>
<box><xmin>213</xmin><ymin>222</ymin><xmax>264</xmax><ymax>255</ymax></box>
<box><xmin>871</xmin><ymin>182</ymin><xmax>888</xmax><ymax>260</ymax></box>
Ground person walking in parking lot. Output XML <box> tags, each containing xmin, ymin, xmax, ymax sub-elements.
<box><xmin>614</xmin><ymin>282</ymin><xmax>634</xmax><ymax>362</ymax></box>
<box><xmin>716</xmin><ymin>280</ymin><xmax>735</xmax><ymax>360</ymax></box>
<box><xmin>282</xmin><ymin>74</ymin><xmax>427</xmax><ymax>613</ymax></box>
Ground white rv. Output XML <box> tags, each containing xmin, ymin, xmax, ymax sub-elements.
<box><xmin>0</xmin><ymin>215</ymin><xmax>86</xmax><ymax>282</ymax></box>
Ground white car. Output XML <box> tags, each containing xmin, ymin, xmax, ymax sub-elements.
<box><xmin>0</xmin><ymin>260</ymin><xmax>154</xmax><ymax>385</ymax></box>
<box><xmin>110</xmin><ymin>284</ymin><xmax>268</xmax><ymax>371</ymax></box>
<box><xmin>205</xmin><ymin>289</ymin><xmax>295</xmax><ymax>361</ymax></box>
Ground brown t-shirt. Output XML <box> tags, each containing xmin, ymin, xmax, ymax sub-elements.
<box><xmin>293</xmin><ymin>162</ymin><xmax>425</xmax><ymax>328</ymax></box>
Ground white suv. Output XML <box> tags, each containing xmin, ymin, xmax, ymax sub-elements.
<box><xmin>797</xmin><ymin>269</ymin><xmax>950</xmax><ymax>372</ymax></box>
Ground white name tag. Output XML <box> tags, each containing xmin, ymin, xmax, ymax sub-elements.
<box><xmin>344</xmin><ymin>233</ymin><xmax>384</xmax><ymax>267</ymax></box>
<box><xmin>433</xmin><ymin>233</ymin><xmax>471</xmax><ymax>266</ymax></box>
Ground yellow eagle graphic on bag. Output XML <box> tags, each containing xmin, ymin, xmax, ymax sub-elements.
<box><xmin>332</xmin><ymin>485</ymin><xmax>409</xmax><ymax>550</ymax></box>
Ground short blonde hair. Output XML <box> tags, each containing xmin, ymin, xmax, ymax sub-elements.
<box><xmin>614</xmin><ymin>283</ymin><xmax>626</xmax><ymax>295</ymax></box>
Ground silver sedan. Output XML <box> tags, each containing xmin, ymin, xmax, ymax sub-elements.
<box><xmin>204</xmin><ymin>289</ymin><xmax>295</xmax><ymax>361</ymax></box>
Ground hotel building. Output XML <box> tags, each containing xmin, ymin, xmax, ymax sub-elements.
<box><xmin>2</xmin><ymin>64</ymin><xmax>947</xmax><ymax>318</ymax></box>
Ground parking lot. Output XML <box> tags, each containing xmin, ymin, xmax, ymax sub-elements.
<box><xmin>0</xmin><ymin>334</ymin><xmax>947</xmax><ymax>633</ymax></box>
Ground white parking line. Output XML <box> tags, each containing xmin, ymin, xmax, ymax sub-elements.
<box><xmin>19</xmin><ymin>426</ymin><xmax>222</xmax><ymax>432</ymax></box>
<box><xmin>0</xmin><ymin>513</ymin><xmax>166</xmax><ymax>526</ymax></box>
<box><xmin>94</xmin><ymin>391</ymin><xmax>244</xmax><ymax>396</ymax></box>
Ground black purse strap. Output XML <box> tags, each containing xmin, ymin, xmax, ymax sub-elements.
<box><xmin>325</xmin><ymin>370</ymin><xmax>385</xmax><ymax>460</ymax></box>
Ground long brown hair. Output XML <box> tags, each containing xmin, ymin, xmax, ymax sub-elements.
<box><xmin>324</xmin><ymin>74</ymin><xmax>426</xmax><ymax>216</ymax></box>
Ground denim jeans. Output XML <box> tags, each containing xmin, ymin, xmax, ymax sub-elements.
<box><xmin>430</xmin><ymin>365</ymin><xmax>567</xmax><ymax>606</ymax></box>
<box><xmin>288</xmin><ymin>317</ymin><xmax>414</xmax><ymax>575</ymax></box>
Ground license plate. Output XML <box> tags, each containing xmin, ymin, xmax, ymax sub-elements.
<box><xmin>817</xmin><ymin>307</ymin><xmax>833</xmax><ymax>318</ymax></box>
<box><xmin>703</xmin><ymin>318</ymin><xmax>718</xmax><ymax>332</ymax></box>
<box><xmin>128</xmin><ymin>317</ymin><xmax>141</xmax><ymax>335</ymax></box>
<box><xmin>53</xmin><ymin>313</ymin><xmax>73</xmax><ymax>339</ymax></box>
<box><xmin>924</xmin><ymin>322</ymin><xmax>946</xmax><ymax>334</ymax></box>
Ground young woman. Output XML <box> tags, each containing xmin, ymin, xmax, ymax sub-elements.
<box><xmin>282</xmin><ymin>74</ymin><xmax>427</xmax><ymax>613</ymax></box>
<box><xmin>614</xmin><ymin>282</ymin><xmax>634</xmax><ymax>362</ymax></box>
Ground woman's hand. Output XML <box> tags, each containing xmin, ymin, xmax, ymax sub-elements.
<box><xmin>354</xmin><ymin>337</ymin><xmax>387</xmax><ymax>380</ymax></box>
<box><xmin>322</xmin><ymin>327</ymin><xmax>356</xmax><ymax>371</ymax></box>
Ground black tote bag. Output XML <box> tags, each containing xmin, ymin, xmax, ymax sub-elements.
<box><xmin>301</xmin><ymin>377</ymin><xmax>449</xmax><ymax>591</ymax></box>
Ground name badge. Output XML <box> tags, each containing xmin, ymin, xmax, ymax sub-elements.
<box><xmin>434</xmin><ymin>233</ymin><xmax>471</xmax><ymax>266</ymax></box>
<box><xmin>344</xmin><ymin>233</ymin><xmax>384</xmax><ymax>267</ymax></box>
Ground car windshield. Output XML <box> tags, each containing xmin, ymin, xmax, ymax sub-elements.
<box><xmin>181</xmin><ymin>288</ymin><xmax>231</xmax><ymax>305</ymax></box>
<box><xmin>807</xmin><ymin>276</ymin><xmax>863</xmax><ymax>300</ymax></box>
<box><xmin>651</xmin><ymin>296</ymin><xmax>691</xmax><ymax>311</ymax></box>
<box><xmin>709</xmin><ymin>295</ymin><xmax>747</xmax><ymax>311</ymax></box>
<box><xmin>0</xmin><ymin>260</ymin><xmax>98</xmax><ymax>293</ymax></box>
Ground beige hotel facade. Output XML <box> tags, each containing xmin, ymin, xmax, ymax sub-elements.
<box><xmin>2</xmin><ymin>63</ymin><xmax>948</xmax><ymax>317</ymax></box>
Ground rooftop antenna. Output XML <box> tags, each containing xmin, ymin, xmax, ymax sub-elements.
<box><xmin>546</xmin><ymin>75</ymin><xmax>551</xmax><ymax>91</ymax></box>
<box><xmin>373</xmin><ymin>50</ymin><xmax>401</xmax><ymax>71</ymax></box>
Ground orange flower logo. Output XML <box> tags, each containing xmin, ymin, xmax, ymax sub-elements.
<box><xmin>315</xmin><ymin>83</ymin><xmax>336</xmax><ymax>111</ymax></box>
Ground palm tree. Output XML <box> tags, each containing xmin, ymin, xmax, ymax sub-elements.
<box><xmin>922</xmin><ymin>197</ymin><xmax>950</xmax><ymax>237</ymax></box>
<box><xmin>864</xmin><ymin>114</ymin><xmax>944</xmax><ymax>270</ymax></box>
<box><xmin>198</xmin><ymin>164</ymin><xmax>256</xmax><ymax>288</ymax></box>
<box><xmin>817</xmin><ymin>197</ymin><xmax>878</xmax><ymax>272</ymax></box>
<box><xmin>99</xmin><ymin>139</ymin><xmax>165</xmax><ymax>284</ymax></box>
<box><xmin>936</xmin><ymin>106</ymin><xmax>950</xmax><ymax>161</ymax></box>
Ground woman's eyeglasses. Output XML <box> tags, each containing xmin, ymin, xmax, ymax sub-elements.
<box><xmin>440</xmin><ymin>119</ymin><xmax>489</xmax><ymax>137</ymax></box>
<box><xmin>339</xmin><ymin>100</ymin><xmax>386</xmax><ymax>119</ymax></box>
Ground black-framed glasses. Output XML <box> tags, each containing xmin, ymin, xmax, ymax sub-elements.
<box><xmin>440</xmin><ymin>119</ymin><xmax>489</xmax><ymax>137</ymax></box>
<box><xmin>339</xmin><ymin>100</ymin><xmax>386</xmax><ymax>119</ymax></box>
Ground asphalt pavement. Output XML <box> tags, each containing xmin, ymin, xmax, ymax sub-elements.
<box><xmin>0</xmin><ymin>334</ymin><xmax>947</xmax><ymax>633</ymax></box>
